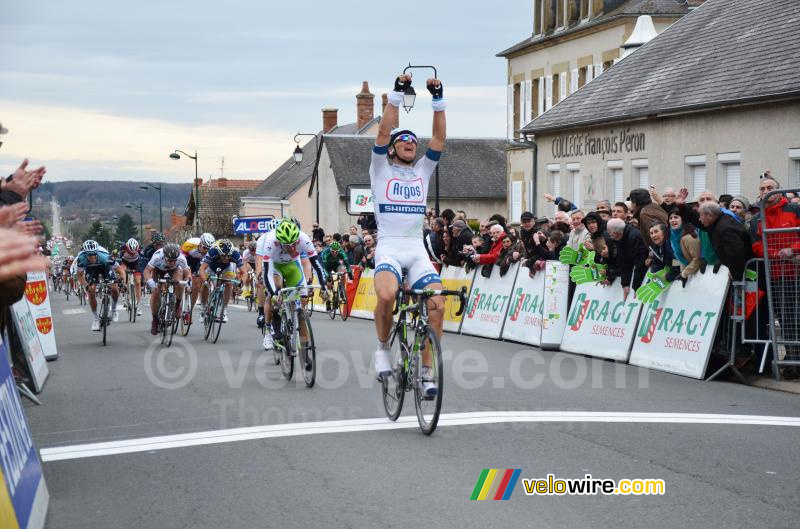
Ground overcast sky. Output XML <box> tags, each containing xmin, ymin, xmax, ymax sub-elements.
<box><xmin>0</xmin><ymin>1</ymin><xmax>531</xmax><ymax>183</ymax></box>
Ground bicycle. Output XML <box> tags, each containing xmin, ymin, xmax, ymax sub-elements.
<box><xmin>125</xmin><ymin>270</ymin><xmax>138</xmax><ymax>322</ymax></box>
<box><xmin>93</xmin><ymin>278</ymin><xmax>116</xmax><ymax>346</ymax></box>
<box><xmin>156</xmin><ymin>277</ymin><xmax>188</xmax><ymax>346</ymax></box>
<box><xmin>179</xmin><ymin>284</ymin><xmax>193</xmax><ymax>337</ymax></box>
<box><xmin>326</xmin><ymin>271</ymin><xmax>350</xmax><ymax>322</ymax></box>
<box><xmin>244</xmin><ymin>270</ymin><xmax>256</xmax><ymax>312</ymax></box>
<box><xmin>273</xmin><ymin>285</ymin><xmax>320</xmax><ymax>388</ymax></box>
<box><xmin>77</xmin><ymin>278</ymin><xmax>86</xmax><ymax>306</ymax></box>
<box><xmin>203</xmin><ymin>271</ymin><xmax>240</xmax><ymax>343</ymax></box>
<box><xmin>381</xmin><ymin>286</ymin><xmax>466</xmax><ymax>435</ymax></box>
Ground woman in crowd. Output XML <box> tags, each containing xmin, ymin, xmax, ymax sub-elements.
<box><xmin>668</xmin><ymin>208</ymin><xmax>704</xmax><ymax>279</ymax></box>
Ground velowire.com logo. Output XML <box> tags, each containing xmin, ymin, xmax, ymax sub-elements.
<box><xmin>470</xmin><ymin>469</ymin><xmax>522</xmax><ymax>500</ymax></box>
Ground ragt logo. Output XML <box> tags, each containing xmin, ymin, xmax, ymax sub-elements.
<box><xmin>507</xmin><ymin>287</ymin><xmax>542</xmax><ymax>322</ymax></box>
<box><xmin>567</xmin><ymin>293</ymin><xmax>639</xmax><ymax>332</ymax></box>
<box><xmin>385</xmin><ymin>178</ymin><xmax>424</xmax><ymax>203</ymax></box>
<box><xmin>637</xmin><ymin>301</ymin><xmax>716</xmax><ymax>343</ymax></box>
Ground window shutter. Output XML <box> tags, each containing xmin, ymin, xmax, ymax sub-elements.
<box><xmin>537</xmin><ymin>77</ymin><xmax>545</xmax><ymax>116</ymax></box>
<box><xmin>572</xmin><ymin>171</ymin><xmax>581</xmax><ymax>208</ymax></box>
<box><xmin>586</xmin><ymin>64</ymin><xmax>594</xmax><ymax>83</ymax></box>
<box><xmin>725</xmin><ymin>163</ymin><xmax>741</xmax><ymax>196</ymax></box>
<box><xmin>545</xmin><ymin>76</ymin><xmax>553</xmax><ymax>111</ymax></box>
<box><xmin>692</xmin><ymin>165</ymin><xmax>706</xmax><ymax>199</ymax></box>
<box><xmin>613</xmin><ymin>169</ymin><xmax>624</xmax><ymax>202</ymax></box>
<box><xmin>594</xmin><ymin>62</ymin><xmax>603</xmax><ymax>77</ymax></box>
<box><xmin>638</xmin><ymin>167</ymin><xmax>649</xmax><ymax>189</ymax></box>
<box><xmin>528</xmin><ymin>180</ymin><xmax>535</xmax><ymax>215</ymax></box>
<box><xmin>507</xmin><ymin>84</ymin><xmax>514</xmax><ymax>139</ymax></box>
<box><xmin>511</xmin><ymin>181</ymin><xmax>523</xmax><ymax>221</ymax></box>
<box><xmin>559</xmin><ymin>74</ymin><xmax>567</xmax><ymax>102</ymax></box>
<box><xmin>570</xmin><ymin>68</ymin><xmax>579</xmax><ymax>93</ymax></box>
<box><xmin>552</xmin><ymin>170</ymin><xmax>561</xmax><ymax>197</ymax></box>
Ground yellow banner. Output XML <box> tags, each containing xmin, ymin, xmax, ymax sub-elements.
<box><xmin>350</xmin><ymin>270</ymin><xmax>376</xmax><ymax>318</ymax></box>
<box><xmin>0</xmin><ymin>466</ymin><xmax>20</xmax><ymax>529</ymax></box>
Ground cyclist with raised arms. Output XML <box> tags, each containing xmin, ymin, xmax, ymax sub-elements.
<box><xmin>181</xmin><ymin>232</ymin><xmax>215</xmax><ymax>321</ymax></box>
<box><xmin>370</xmin><ymin>73</ymin><xmax>446</xmax><ymax>396</ymax></box>
<box><xmin>144</xmin><ymin>243</ymin><xmax>190</xmax><ymax>335</ymax></box>
<box><xmin>198</xmin><ymin>239</ymin><xmax>245</xmax><ymax>324</ymax></box>
<box><xmin>76</xmin><ymin>240</ymin><xmax>124</xmax><ymax>331</ymax></box>
<box><xmin>117</xmin><ymin>238</ymin><xmax>143</xmax><ymax>316</ymax></box>
<box><xmin>255</xmin><ymin>219</ymin><xmax>328</xmax><ymax>350</ymax></box>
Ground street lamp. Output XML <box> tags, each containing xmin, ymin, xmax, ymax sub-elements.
<box><xmin>170</xmin><ymin>149</ymin><xmax>199</xmax><ymax>234</ymax></box>
<box><xmin>401</xmin><ymin>63</ymin><xmax>441</xmax><ymax>216</ymax></box>
<box><xmin>293</xmin><ymin>132</ymin><xmax>320</xmax><ymax>222</ymax></box>
<box><xmin>140</xmin><ymin>183</ymin><xmax>163</xmax><ymax>232</ymax></box>
<box><xmin>126</xmin><ymin>202</ymin><xmax>144</xmax><ymax>239</ymax></box>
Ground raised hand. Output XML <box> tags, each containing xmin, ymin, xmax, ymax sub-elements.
<box><xmin>0</xmin><ymin>202</ymin><xmax>28</xmax><ymax>228</ymax></box>
<box><xmin>426</xmin><ymin>78</ymin><xmax>443</xmax><ymax>99</ymax></box>
<box><xmin>394</xmin><ymin>73</ymin><xmax>412</xmax><ymax>92</ymax></box>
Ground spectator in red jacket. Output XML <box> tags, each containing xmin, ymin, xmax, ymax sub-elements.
<box><xmin>470</xmin><ymin>224</ymin><xmax>506</xmax><ymax>266</ymax></box>
<box><xmin>750</xmin><ymin>177</ymin><xmax>800</xmax><ymax>273</ymax></box>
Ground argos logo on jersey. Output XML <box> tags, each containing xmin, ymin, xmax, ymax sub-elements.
<box><xmin>385</xmin><ymin>178</ymin><xmax>424</xmax><ymax>203</ymax></box>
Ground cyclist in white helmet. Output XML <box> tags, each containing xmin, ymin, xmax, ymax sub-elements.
<box><xmin>370</xmin><ymin>72</ymin><xmax>446</xmax><ymax>396</ymax></box>
<box><xmin>181</xmin><ymin>232</ymin><xmax>215</xmax><ymax>321</ymax></box>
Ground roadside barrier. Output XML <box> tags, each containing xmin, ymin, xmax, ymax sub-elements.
<box><xmin>439</xmin><ymin>265</ymin><xmax>476</xmax><ymax>333</ymax></box>
<box><xmin>461</xmin><ymin>263</ymin><xmax>519</xmax><ymax>339</ymax></box>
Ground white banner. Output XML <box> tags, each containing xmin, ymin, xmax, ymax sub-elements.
<box><xmin>560</xmin><ymin>279</ymin><xmax>642</xmax><ymax>361</ymax></box>
<box><xmin>541</xmin><ymin>262</ymin><xmax>571</xmax><ymax>348</ymax></box>
<box><xmin>629</xmin><ymin>267</ymin><xmax>730</xmax><ymax>379</ymax></box>
<box><xmin>461</xmin><ymin>263</ymin><xmax>519</xmax><ymax>339</ymax></box>
<box><xmin>439</xmin><ymin>265</ymin><xmax>476</xmax><ymax>333</ymax></box>
<box><xmin>20</xmin><ymin>272</ymin><xmax>58</xmax><ymax>360</ymax></box>
<box><xmin>348</xmin><ymin>187</ymin><xmax>375</xmax><ymax>215</ymax></box>
<box><xmin>9</xmin><ymin>299</ymin><xmax>49</xmax><ymax>393</ymax></box>
<box><xmin>502</xmin><ymin>265</ymin><xmax>545</xmax><ymax>346</ymax></box>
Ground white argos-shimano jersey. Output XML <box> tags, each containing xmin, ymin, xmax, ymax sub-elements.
<box><xmin>369</xmin><ymin>144</ymin><xmax>440</xmax><ymax>238</ymax></box>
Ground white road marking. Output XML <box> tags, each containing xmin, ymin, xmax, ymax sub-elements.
<box><xmin>62</xmin><ymin>308</ymin><xmax>87</xmax><ymax>315</ymax></box>
<box><xmin>39</xmin><ymin>411</ymin><xmax>800</xmax><ymax>462</ymax></box>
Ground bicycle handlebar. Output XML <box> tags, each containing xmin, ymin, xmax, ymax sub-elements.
<box><xmin>395</xmin><ymin>286</ymin><xmax>468</xmax><ymax>317</ymax></box>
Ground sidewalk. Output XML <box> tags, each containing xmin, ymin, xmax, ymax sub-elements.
<box><xmin>745</xmin><ymin>376</ymin><xmax>800</xmax><ymax>395</ymax></box>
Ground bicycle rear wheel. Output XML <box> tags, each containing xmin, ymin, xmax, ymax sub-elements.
<box><xmin>101</xmin><ymin>294</ymin><xmax>109</xmax><ymax>346</ymax></box>
<box><xmin>327</xmin><ymin>287</ymin><xmax>337</xmax><ymax>319</ymax></box>
<box><xmin>413</xmin><ymin>328</ymin><xmax>443</xmax><ymax>435</ymax></box>
<box><xmin>298</xmin><ymin>311</ymin><xmax>316</xmax><ymax>388</ymax></box>
<box><xmin>338</xmin><ymin>281</ymin><xmax>348</xmax><ymax>321</ymax></box>
<box><xmin>180</xmin><ymin>291</ymin><xmax>192</xmax><ymax>336</ymax></box>
<box><xmin>382</xmin><ymin>324</ymin><xmax>408</xmax><ymax>421</ymax></box>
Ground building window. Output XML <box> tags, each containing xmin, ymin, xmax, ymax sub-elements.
<box><xmin>608</xmin><ymin>160</ymin><xmax>624</xmax><ymax>202</ymax></box>
<box><xmin>512</xmin><ymin>82</ymin><xmax>521</xmax><ymax>139</ymax></box>
<box><xmin>552</xmin><ymin>73</ymin><xmax>560</xmax><ymax>106</ymax></box>
<box><xmin>534</xmin><ymin>0</ymin><xmax>542</xmax><ymax>34</ymax></box>
<box><xmin>717</xmin><ymin>152</ymin><xmax>741</xmax><ymax>196</ymax></box>
<box><xmin>578</xmin><ymin>66</ymin><xmax>588</xmax><ymax>88</ymax></box>
<box><xmin>567</xmin><ymin>163</ymin><xmax>580</xmax><ymax>208</ymax></box>
<box><xmin>603</xmin><ymin>59</ymin><xmax>614</xmax><ymax>72</ymax></box>
<box><xmin>580</xmin><ymin>0</ymin><xmax>589</xmax><ymax>19</ymax></box>
<box><xmin>632</xmin><ymin>158</ymin><xmax>648</xmax><ymax>189</ymax></box>
<box><xmin>556</xmin><ymin>0</ymin><xmax>564</xmax><ymax>27</ymax></box>
<box><xmin>532</xmin><ymin>79</ymin><xmax>540</xmax><ymax>118</ymax></box>
<box><xmin>511</xmin><ymin>181</ymin><xmax>523</xmax><ymax>221</ymax></box>
<box><xmin>685</xmin><ymin>155</ymin><xmax>707</xmax><ymax>200</ymax></box>
<box><xmin>548</xmin><ymin>164</ymin><xmax>561</xmax><ymax>212</ymax></box>
<box><xmin>789</xmin><ymin>149</ymin><xmax>800</xmax><ymax>187</ymax></box>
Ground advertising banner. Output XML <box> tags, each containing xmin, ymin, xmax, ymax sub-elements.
<box><xmin>439</xmin><ymin>265</ymin><xmax>476</xmax><ymax>333</ymax></box>
<box><xmin>232</xmin><ymin>216</ymin><xmax>275</xmax><ymax>235</ymax></box>
<box><xmin>461</xmin><ymin>264</ymin><xmax>519</xmax><ymax>339</ymax></box>
<box><xmin>9</xmin><ymin>302</ymin><xmax>49</xmax><ymax>394</ymax></box>
<box><xmin>560</xmin><ymin>279</ymin><xmax>642</xmax><ymax>361</ymax></box>
<box><xmin>349</xmin><ymin>268</ymin><xmax>377</xmax><ymax>320</ymax></box>
<box><xmin>346</xmin><ymin>186</ymin><xmax>375</xmax><ymax>215</ymax></box>
<box><xmin>540</xmin><ymin>262</ymin><xmax>571</xmax><ymax>348</ymax></box>
<box><xmin>20</xmin><ymin>273</ymin><xmax>57</xmax><ymax>361</ymax></box>
<box><xmin>629</xmin><ymin>267</ymin><xmax>730</xmax><ymax>379</ymax></box>
<box><xmin>0</xmin><ymin>338</ymin><xmax>49</xmax><ymax>529</ymax></box>
<box><xmin>501</xmin><ymin>266</ymin><xmax>545</xmax><ymax>346</ymax></box>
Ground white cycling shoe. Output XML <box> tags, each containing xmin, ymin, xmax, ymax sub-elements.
<box><xmin>222</xmin><ymin>311</ymin><xmax>229</xmax><ymax>323</ymax></box>
<box><xmin>112</xmin><ymin>310</ymin><xmax>119</xmax><ymax>323</ymax></box>
<box><xmin>262</xmin><ymin>333</ymin><xmax>274</xmax><ymax>350</ymax></box>
<box><xmin>91</xmin><ymin>318</ymin><xmax>100</xmax><ymax>332</ymax></box>
<box><xmin>420</xmin><ymin>366</ymin><xmax>438</xmax><ymax>397</ymax></box>
<box><xmin>374</xmin><ymin>348</ymin><xmax>393</xmax><ymax>379</ymax></box>
<box><xmin>136</xmin><ymin>307</ymin><xmax>142</xmax><ymax>317</ymax></box>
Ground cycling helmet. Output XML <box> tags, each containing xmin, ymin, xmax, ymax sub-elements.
<box><xmin>163</xmin><ymin>243</ymin><xmax>181</xmax><ymax>260</ymax></box>
<box><xmin>329</xmin><ymin>241</ymin><xmax>341</xmax><ymax>251</ymax></box>
<box><xmin>247</xmin><ymin>241</ymin><xmax>257</xmax><ymax>251</ymax></box>
<box><xmin>216</xmin><ymin>239</ymin><xmax>234</xmax><ymax>256</ymax></box>
<box><xmin>275</xmin><ymin>219</ymin><xmax>300</xmax><ymax>245</ymax></box>
<box><xmin>200</xmin><ymin>233</ymin><xmax>215</xmax><ymax>247</ymax></box>
<box><xmin>126</xmin><ymin>238</ymin><xmax>140</xmax><ymax>252</ymax></box>
<box><xmin>151</xmin><ymin>232</ymin><xmax>165</xmax><ymax>244</ymax></box>
<box><xmin>82</xmin><ymin>240</ymin><xmax>99</xmax><ymax>254</ymax></box>
<box><xmin>267</xmin><ymin>218</ymin><xmax>280</xmax><ymax>232</ymax></box>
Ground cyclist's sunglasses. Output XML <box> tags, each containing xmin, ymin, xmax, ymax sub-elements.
<box><xmin>394</xmin><ymin>134</ymin><xmax>417</xmax><ymax>144</ymax></box>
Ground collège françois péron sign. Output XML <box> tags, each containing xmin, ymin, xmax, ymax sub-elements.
<box><xmin>551</xmin><ymin>127</ymin><xmax>646</xmax><ymax>160</ymax></box>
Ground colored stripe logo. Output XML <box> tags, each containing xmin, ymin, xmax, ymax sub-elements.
<box><xmin>470</xmin><ymin>469</ymin><xmax>522</xmax><ymax>500</ymax></box>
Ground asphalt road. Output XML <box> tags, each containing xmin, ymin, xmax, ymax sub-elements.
<box><xmin>25</xmin><ymin>292</ymin><xmax>800</xmax><ymax>528</ymax></box>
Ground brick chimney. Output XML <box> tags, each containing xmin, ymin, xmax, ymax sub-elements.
<box><xmin>217</xmin><ymin>177</ymin><xmax>227</xmax><ymax>188</ymax></box>
<box><xmin>381</xmin><ymin>92</ymin><xmax>398</xmax><ymax>130</ymax></box>
<box><xmin>322</xmin><ymin>108</ymin><xmax>338</xmax><ymax>133</ymax></box>
<box><xmin>194</xmin><ymin>177</ymin><xmax>203</xmax><ymax>187</ymax></box>
<box><xmin>356</xmin><ymin>81</ymin><xmax>375</xmax><ymax>130</ymax></box>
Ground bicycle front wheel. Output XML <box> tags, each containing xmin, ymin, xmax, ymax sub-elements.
<box><xmin>279</xmin><ymin>314</ymin><xmax>294</xmax><ymax>380</ymax></box>
<box><xmin>203</xmin><ymin>293</ymin><xmax>216</xmax><ymax>341</ymax></box>
<box><xmin>298</xmin><ymin>311</ymin><xmax>316</xmax><ymax>388</ymax></box>
<box><xmin>382</xmin><ymin>324</ymin><xmax>408</xmax><ymax>421</ymax></box>
<box><xmin>101</xmin><ymin>294</ymin><xmax>109</xmax><ymax>346</ymax></box>
<box><xmin>211</xmin><ymin>296</ymin><xmax>225</xmax><ymax>344</ymax></box>
<box><xmin>413</xmin><ymin>328</ymin><xmax>443</xmax><ymax>435</ymax></box>
<box><xmin>180</xmin><ymin>292</ymin><xmax>192</xmax><ymax>336</ymax></box>
<box><xmin>338</xmin><ymin>282</ymin><xmax>348</xmax><ymax>321</ymax></box>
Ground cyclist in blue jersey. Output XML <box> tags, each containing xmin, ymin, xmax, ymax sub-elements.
<box><xmin>370</xmin><ymin>73</ymin><xmax>446</xmax><ymax>396</ymax></box>
<box><xmin>199</xmin><ymin>239</ymin><xmax>246</xmax><ymax>323</ymax></box>
<box><xmin>76</xmin><ymin>240</ymin><xmax>124</xmax><ymax>331</ymax></box>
